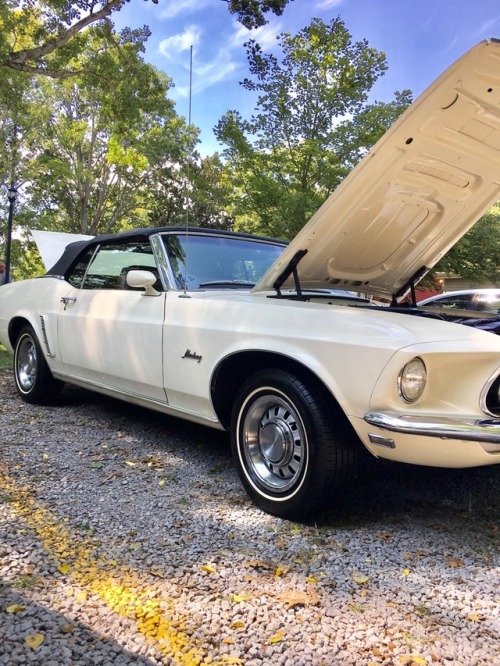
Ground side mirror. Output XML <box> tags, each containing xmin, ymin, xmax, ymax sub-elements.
<box><xmin>126</xmin><ymin>270</ymin><xmax>161</xmax><ymax>297</ymax></box>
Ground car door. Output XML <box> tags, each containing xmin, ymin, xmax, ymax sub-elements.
<box><xmin>56</xmin><ymin>240</ymin><xmax>167</xmax><ymax>402</ymax></box>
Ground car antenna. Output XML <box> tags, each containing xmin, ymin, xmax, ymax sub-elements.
<box><xmin>181</xmin><ymin>45</ymin><xmax>194</xmax><ymax>298</ymax></box>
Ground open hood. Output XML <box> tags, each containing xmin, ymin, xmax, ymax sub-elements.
<box><xmin>254</xmin><ymin>39</ymin><xmax>500</xmax><ymax>300</ymax></box>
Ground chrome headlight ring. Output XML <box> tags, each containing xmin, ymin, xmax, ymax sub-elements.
<box><xmin>398</xmin><ymin>357</ymin><xmax>427</xmax><ymax>404</ymax></box>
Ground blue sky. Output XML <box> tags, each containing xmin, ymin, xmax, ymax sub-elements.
<box><xmin>114</xmin><ymin>0</ymin><xmax>500</xmax><ymax>155</ymax></box>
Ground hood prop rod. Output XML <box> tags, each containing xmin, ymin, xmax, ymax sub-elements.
<box><xmin>273</xmin><ymin>249</ymin><xmax>308</xmax><ymax>298</ymax></box>
<box><xmin>391</xmin><ymin>266</ymin><xmax>428</xmax><ymax>307</ymax></box>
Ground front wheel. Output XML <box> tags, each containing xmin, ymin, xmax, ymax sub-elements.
<box><xmin>231</xmin><ymin>369</ymin><xmax>356</xmax><ymax>520</ymax></box>
<box><xmin>14</xmin><ymin>325</ymin><xmax>63</xmax><ymax>404</ymax></box>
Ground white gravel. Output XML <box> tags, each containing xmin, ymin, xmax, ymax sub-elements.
<box><xmin>0</xmin><ymin>368</ymin><xmax>499</xmax><ymax>666</ymax></box>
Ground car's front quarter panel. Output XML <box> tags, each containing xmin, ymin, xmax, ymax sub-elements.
<box><xmin>357</xmin><ymin>336</ymin><xmax>500</xmax><ymax>467</ymax></box>
<box><xmin>0</xmin><ymin>277</ymin><xmax>70</xmax><ymax>366</ymax></box>
<box><xmin>160</xmin><ymin>293</ymin><xmax>401</xmax><ymax>421</ymax></box>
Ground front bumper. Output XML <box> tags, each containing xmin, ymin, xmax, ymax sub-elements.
<box><xmin>365</xmin><ymin>412</ymin><xmax>500</xmax><ymax>452</ymax></box>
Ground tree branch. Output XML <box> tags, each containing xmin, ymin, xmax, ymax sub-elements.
<box><xmin>3</xmin><ymin>1</ymin><xmax>123</xmax><ymax>72</ymax></box>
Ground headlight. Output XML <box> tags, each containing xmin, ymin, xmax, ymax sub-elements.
<box><xmin>398</xmin><ymin>357</ymin><xmax>427</xmax><ymax>403</ymax></box>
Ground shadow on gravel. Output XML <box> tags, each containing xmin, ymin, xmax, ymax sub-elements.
<box><xmin>4</xmin><ymin>372</ymin><xmax>500</xmax><ymax>533</ymax></box>
<box><xmin>0</xmin><ymin>584</ymin><xmax>157</xmax><ymax>665</ymax></box>
<box><xmin>59</xmin><ymin>382</ymin><xmax>499</xmax><ymax>530</ymax></box>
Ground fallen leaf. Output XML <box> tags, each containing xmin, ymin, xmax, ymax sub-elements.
<box><xmin>57</xmin><ymin>563</ymin><xmax>70</xmax><ymax>575</ymax></box>
<box><xmin>62</xmin><ymin>624</ymin><xmax>74</xmax><ymax>633</ymax></box>
<box><xmin>200</xmin><ymin>564</ymin><xmax>216</xmax><ymax>574</ymax></box>
<box><xmin>6</xmin><ymin>604</ymin><xmax>26</xmax><ymax>614</ymax></box>
<box><xmin>125</xmin><ymin>461</ymin><xmax>136</xmax><ymax>467</ymax></box>
<box><xmin>277</xmin><ymin>587</ymin><xmax>320</xmax><ymax>609</ymax></box>
<box><xmin>25</xmin><ymin>633</ymin><xmax>44</xmax><ymax>649</ymax></box>
<box><xmin>447</xmin><ymin>558</ymin><xmax>464</xmax><ymax>568</ymax></box>
<box><xmin>231</xmin><ymin>621</ymin><xmax>245</xmax><ymax>629</ymax></box>
<box><xmin>399</xmin><ymin>656</ymin><xmax>428</xmax><ymax>665</ymax></box>
<box><xmin>352</xmin><ymin>572</ymin><xmax>369</xmax><ymax>585</ymax></box>
<box><xmin>466</xmin><ymin>612</ymin><xmax>484</xmax><ymax>622</ymax></box>
<box><xmin>222</xmin><ymin>637</ymin><xmax>234</xmax><ymax>644</ymax></box>
<box><xmin>231</xmin><ymin>592</ymin><xmax>250</xmax><ymax>603</ymax></box>
<box><xmin>403</xmin><ymin>569</ymin><xmax>411</xmax><ymax>576</ymax></box>
<box><xmin>269</xmin><ymin>632</ymin><xmax>284</xmax><ymax>644</ymax></box>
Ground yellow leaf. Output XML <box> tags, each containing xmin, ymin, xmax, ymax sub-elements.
<box><xmin>403</xmin><ymin>569</ymin><xmax>411</xmax><ymax>576</ymax></box>
<box><xmin>269</xmin><ymin>632</ymin><xmax>284</xmax><ymax>644</ymax></box>
<box><xmin>158</xmin><ymin>480</ymin><xmax>166</xmax><ymax>487</ymax></box>
<box><xmin>200</xmin><ymin>564</ymin><xmax>216</xmax><ymax>574</ymax></box>
<box><xmin>307</xmin><ymin>576</ymin><xmax>318</xmax><ymax>583</ymax></box>
<box><xmin>25</xmin><ymin>633</ymin><xmax>44</xmax><ymax>649</ymax></box>
<box><xmin>231</xmin><ymin>621</ymin><xmax>245</xmax><ymax>629</ymax></box>
<box><xmin>125</xmin><ymin>461</ymin><xmax>136</xmax><ymax>466</ymax></box>
<box><xmin>399</xmin><ymin>656</ymin><xmax>428</xmax><ymax>665</ymax></box>
<box><xmin>222</xmin><ymin>637</ymin><xmax>234</xmax><ymax>644</ymax></box>
<box><xmin>467</xmin><ymin>612</ymin><xmax>483</xmax><ymax>622</ymax></box>
<box><xmin>6</xmin><ymin>604</ymin><xmax>26</xmax><ymax>614</ymax></box>
<box><xmin>231</xmin><ymin>594</ymin><xmax>246</xmax><ymax>603</ymax></box>
<box><xmin>352</xmin><ymin>572</ymin><xmax>369</xmax><ymax>584</ymax></box>
<box><xmin>57</xmin><ymin>563</ymin><xmax>70</xmax><ymax>575</ymax></box>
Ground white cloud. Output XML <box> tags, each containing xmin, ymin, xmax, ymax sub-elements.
<box><xmin>157</xmin><ymin>16</ymin><xmax>284</xmax><ymax>98</ymax></box>
<box><xmin>229</xmin><ymin>20</ymin><xmax>282</xmax><ymax>50</ymax></box>
<box><xmin>159</xmin><ymin>0</ymin><xmax>212</xmax><ymax>20</ymax></box>
<box><xmin>316</xmin><ymin>0</ymin><xmax>343</xmax><ymax>8</ymax></box>
<box><xmin>158</xmin><ymin>25</ymin><xmax>203</xmax><ymax>59</ymax></box>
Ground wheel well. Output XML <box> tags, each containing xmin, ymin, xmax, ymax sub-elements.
<box><xmin>211</xmin><ymin>351</ymin><xmax>344</xmax><ymax>430</ymax></box>
<box><xmin>8</xmin><ymin>317</ymin><xmax>31</xmax><ymax>348</ymax></box>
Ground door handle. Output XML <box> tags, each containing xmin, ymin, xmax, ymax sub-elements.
<box><xmin>61</xmin><ymin>296</ymin><xmax>77</xmax><ymax>310</ymax></box>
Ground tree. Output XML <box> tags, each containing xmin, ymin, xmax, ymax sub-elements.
<box><xmin>146</xmin><ymin>153</ymin><xmax>234</xmax><ymax>230</ymax></box>
<box><xmin>215</xmin><ymin>17</ymin><xmax>411</xmax><ymax>239</ymax></box>
<box><xmin>24</xmin><ymin>31</ymin><xmax>196</xmax><ymax>235</ymax></box>
<box><xmin>0</xmin><ymin>1</ymin><xmax>292</xmax><ymax>78</ymax></box>
<box><xmin>433</xmin><ymin>205</ymin><xmax>500</xmax><ymax>284</ymax></box>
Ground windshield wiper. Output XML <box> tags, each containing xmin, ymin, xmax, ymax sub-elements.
<box><xmin>198</xmin><ymin>280</ymin><xmax>256</xmax><ymax>288</ymax></box>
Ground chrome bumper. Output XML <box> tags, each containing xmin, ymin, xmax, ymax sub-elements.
<box><xmin>364</xmin><ymin>412</ymin><xmax>500</xmax><ymax>448</ymax></box>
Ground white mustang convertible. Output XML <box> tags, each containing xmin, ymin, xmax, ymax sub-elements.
<box><xmin>1</xmin><ymin>41</ymin><xmax>500</xmax><ymax>519</ymax></box>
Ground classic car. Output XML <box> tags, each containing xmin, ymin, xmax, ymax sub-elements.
<box><xmin>1</xmin><ymin>40</ymin><xmax>500</xmax><ymax>520</ymax></box>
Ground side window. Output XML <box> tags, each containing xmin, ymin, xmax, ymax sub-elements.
<box><xmin>433</xmin><ymin>294</ymin><xmax>473</xmax><ymax>310</ymax></box>
<box><xmin>67</xmin><ymin>242</ymin><xmax>160</xmax><ymax>290</ymax></box>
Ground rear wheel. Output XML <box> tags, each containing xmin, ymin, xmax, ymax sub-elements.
<box><xmin>231</xmin><ymin>368</ymin><xmax>356</xmax><ymax>520</ymax></box>
<box><xmin>14</xmin><ymin>325</ymin><xmax>63</xmax><ymax>404</ymax></box>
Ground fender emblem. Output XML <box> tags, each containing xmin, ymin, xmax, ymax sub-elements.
<box><xmin>182</xmin><ymin>349</ymin><xmax>202</xmax><ymax>363</ymax></box>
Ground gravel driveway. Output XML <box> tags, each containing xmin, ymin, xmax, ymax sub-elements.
<box><xmin>0</xmin><ymin>368</ymin><xmax>498</xmax><ymax>666</ymax></box>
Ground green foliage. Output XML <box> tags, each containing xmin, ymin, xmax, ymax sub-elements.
<box><xmin>21</xmin><ymin>30</ymin><xmax>195</xmax><ymax>235</ymax></box>
<box><xmin>434</xmin><ymin>205</ymin><xmax>500</xmax><ymax>284</ymax></box>
<box><xmin>226</xmin><ymin>0</ymin><xmax>291</xmax><ymax>28</ymax></box>
<box><xmin>215</xmin><ymin>17</ymin><xmax>411</xmax><ymax>239</ymax></box>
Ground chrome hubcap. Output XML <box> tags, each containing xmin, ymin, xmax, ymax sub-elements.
<box><xmin>17</xmin><ymin>336</ymin><xmax>37</xmax><ymax>391</ymax></box>
<box><xmin>242</xmin><ymin>393</ymin><xmax>306</xmax><ymax>493</ymax></box>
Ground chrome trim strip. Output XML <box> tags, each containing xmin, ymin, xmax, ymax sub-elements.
<box><xmin>365</xmin><ymin>412</ymin><xmax>500</xmax><ymax>444</ymax></box>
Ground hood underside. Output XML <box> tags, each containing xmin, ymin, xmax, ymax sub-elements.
<box><xmin>255</xmin><ymin>39</ymin><xmax>500</xmax><ymax>300</ymax></box>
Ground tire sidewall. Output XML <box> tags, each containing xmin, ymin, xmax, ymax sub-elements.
<box><xmin>231</xmin><ymin>370</ymin><xmax>326</xmax><ymax>518</ymax></box>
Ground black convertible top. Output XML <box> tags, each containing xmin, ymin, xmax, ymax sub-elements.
<box><xmin>46</xmin><ymin>227</ymin><xmax>285</xmax><ymax>277</ymax></box>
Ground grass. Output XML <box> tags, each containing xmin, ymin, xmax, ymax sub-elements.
<box><xmin>0</xmin><ymin>344</ymin><xmax>11</xmax><ymax>369</ymax></box>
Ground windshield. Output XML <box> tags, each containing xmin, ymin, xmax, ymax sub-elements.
<box><xmin>162</xmin><ymin>233</ymin><xmax>285</xmax><ymax>290</ymax></box>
